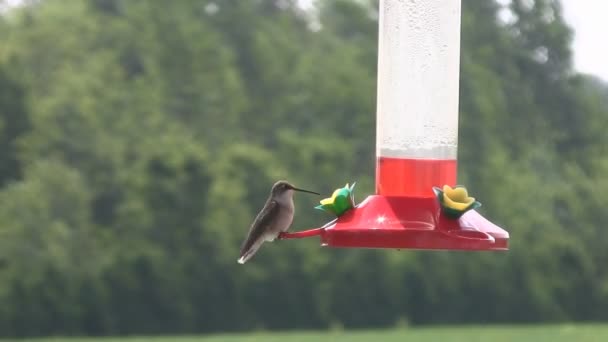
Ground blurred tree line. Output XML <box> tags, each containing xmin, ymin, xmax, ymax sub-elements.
<box><xmin>0</xmin><ymin>0</ymin><xmax>608</xmax><ymax>337</ymax></box>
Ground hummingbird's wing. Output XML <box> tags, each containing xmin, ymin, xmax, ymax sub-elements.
<box><xmin>239</xmin><ymin>199</ymin><xmax>280</xmax><ymax>258</ymax></box>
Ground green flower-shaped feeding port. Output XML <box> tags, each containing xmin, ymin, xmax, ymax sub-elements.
<box><xmin>433</xmin><ymin>185</ymin><xmax>482</xmax><ymax>219</ymax></box>
<box><xmin>315</xmin><ymin>182</ymin><xmax>356</xmax><ymax>217</ymax></box>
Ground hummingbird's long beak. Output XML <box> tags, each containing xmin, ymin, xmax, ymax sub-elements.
<box><xmin>292</xmin><ymin>187</ymin><xmax>320</xmax><ymax>195</ymax></box>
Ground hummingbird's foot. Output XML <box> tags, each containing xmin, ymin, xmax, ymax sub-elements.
<box><xmin>277</xmin><ymin>232</ymin><xmax>286</xmax><ymax>240</ymax></box>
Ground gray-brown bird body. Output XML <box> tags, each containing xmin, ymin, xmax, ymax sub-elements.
<box><xmin>238</xmin><ymin>180</ymin><xmax>319</xmax><ymax>264</ymax></box>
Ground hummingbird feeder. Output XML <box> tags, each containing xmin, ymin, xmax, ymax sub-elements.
<box><xmin>280</xmin><ymin>0</ymin><xmax>509</xmax><ymax>251</ymax></box>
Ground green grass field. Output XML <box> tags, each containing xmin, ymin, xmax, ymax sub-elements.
<box><xmin>4</xmin><ymin>325</ymin><xmax>608</xmax><ymax>342</ymax></box>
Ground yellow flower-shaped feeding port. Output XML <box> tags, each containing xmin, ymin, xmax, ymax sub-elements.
<box><xmin>315</xmin><ymin>182</ymin><xmax>356</xmax><ymax>217</ymax></box>
<box><xmin>432</xmin><ymin>185</ymin><xmax>481</xmax><ymax>219</ymax></box>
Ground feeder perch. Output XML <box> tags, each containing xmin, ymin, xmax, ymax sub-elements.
<box><xmin>279</xmin><ymin>0</ymin><xmax>509</xmax><ymax>251</ymax></box>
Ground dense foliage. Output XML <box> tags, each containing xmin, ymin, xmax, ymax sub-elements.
<box><xmin>1</xmin><ymin>0</ymin><xmax>608</xmax><ymax>337</ymax></box>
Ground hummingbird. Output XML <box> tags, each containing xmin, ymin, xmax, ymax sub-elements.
<box><xmin>237</xmin><ymin>180</ymin><xmax>320</xmax><ymax>264</ymax></box>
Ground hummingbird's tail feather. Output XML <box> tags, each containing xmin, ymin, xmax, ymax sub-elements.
<box><xmin>237</xmin><ymin>239</ymin><xmax>264</xmax><ymax>264</ymax></box>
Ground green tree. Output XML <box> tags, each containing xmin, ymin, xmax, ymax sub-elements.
<box><xmin>0</xmin><ymin>64</ymin><xmax>30</xmax><ymax>186</ymax></box>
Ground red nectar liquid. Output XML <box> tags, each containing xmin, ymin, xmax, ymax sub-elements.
<box><xmin>376</xmin><ymin>157</ymin><xmax>457</xmax><ymax>197</ymax></box>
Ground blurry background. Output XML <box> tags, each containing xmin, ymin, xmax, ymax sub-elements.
<box><xmin>560</xmin><ymin>0</ymin><xmax>608</xmax><ymax>81</ymax></box>
<box><xmin>0</xmin><ymin>0</ymin><xmax>608</xmax><ymax>338</ymax></box>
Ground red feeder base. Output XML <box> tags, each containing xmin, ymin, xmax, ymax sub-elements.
<box><xmin>280</xmin><ymin>195</ymin><xmax>509</xmax><ymax>251</ymax></box>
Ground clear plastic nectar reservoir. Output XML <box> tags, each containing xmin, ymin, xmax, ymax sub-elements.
<box><xmin>375</xmin><ymin>0</ymin><xmax>461</xmax><ymax>197</ymax></box>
